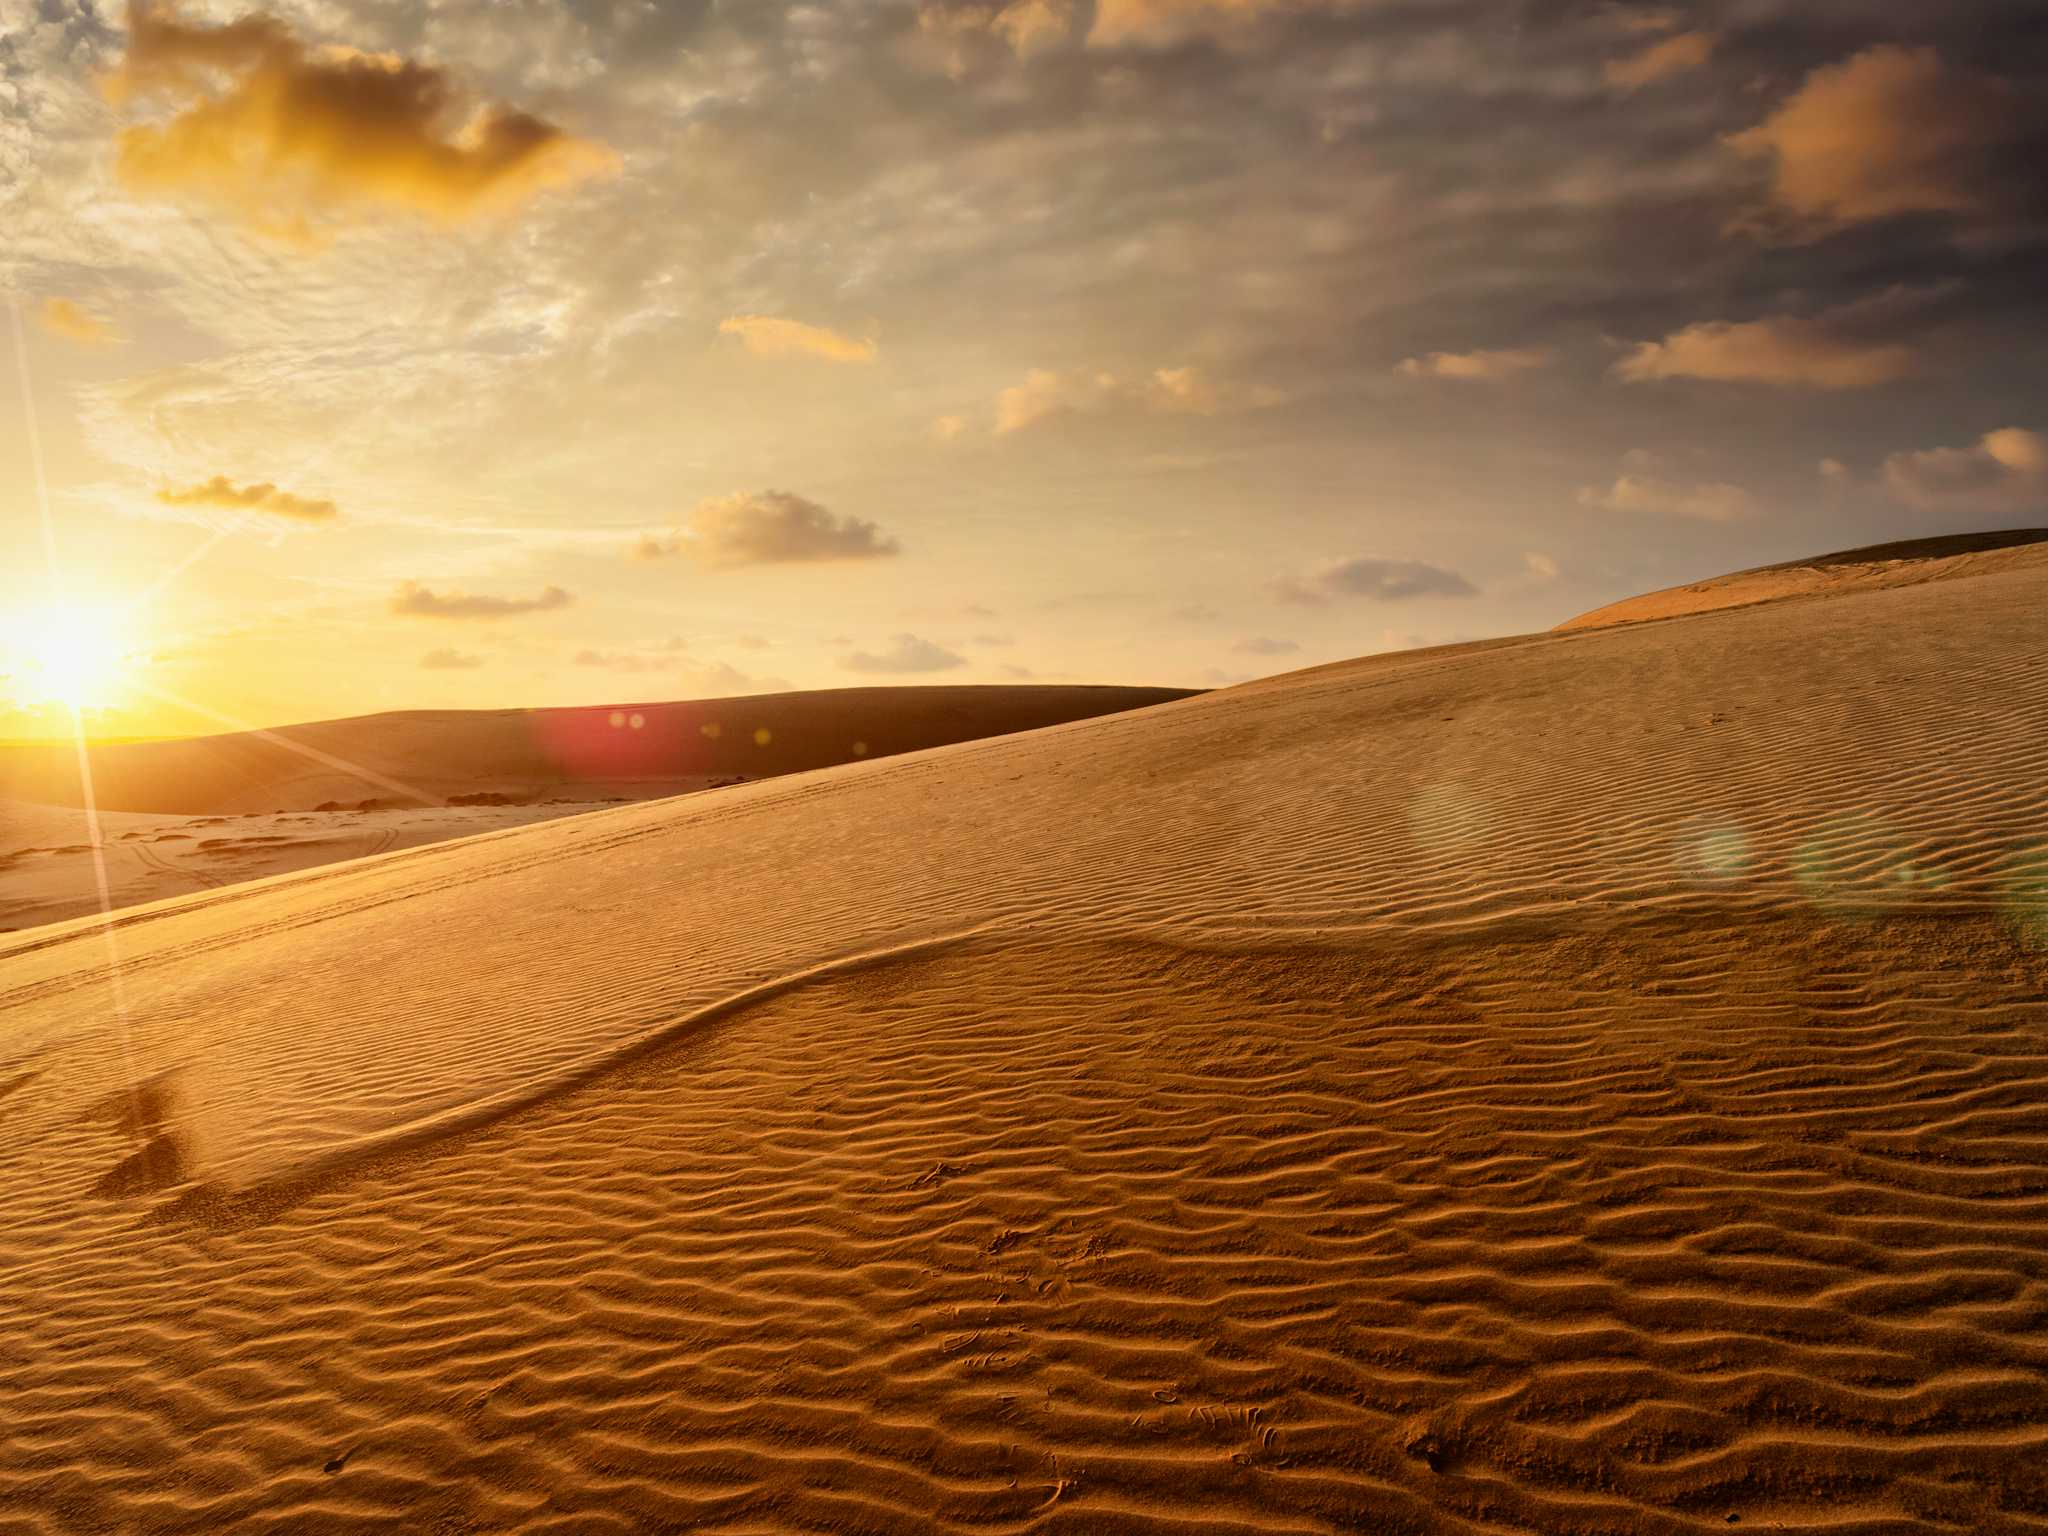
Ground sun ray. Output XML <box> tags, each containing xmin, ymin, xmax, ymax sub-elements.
<box><xmin>9</xmin><ymin>293</ymin><xmax>140</xmax><ymax>1097</ymax></box>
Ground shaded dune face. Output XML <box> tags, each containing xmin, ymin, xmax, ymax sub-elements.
<box><xmin>3</xmin><ymin>557</ymin><xmax>2047</xmax><ymax>1532</ymax></box>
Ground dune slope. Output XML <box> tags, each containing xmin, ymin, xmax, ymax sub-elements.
<box><xmin>0</xmin><ymin>684</ymin><xmax>1193</xmax><ymax>931</ymax></box>
<box><xmin>1556</xmin><ymin>527</ymin><xmax>2048</xmax><ymax>631</ymax></box>
<box><xmin>2</xmin><ymin>554</ymin><xmax>2046</xmax><ymax>1533</ymax></box>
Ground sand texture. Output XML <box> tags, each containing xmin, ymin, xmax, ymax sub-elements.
<box><xmin>1556</xmin><ymin>528</ymin><xmax>2048</xmax><ymax>632</ymax></box>
<box><xmin>3</xmin><ymin>549</ymin><xmax>2047</xmax><ymax>1533</ymax></box>
<box><xmin>0</xmin><ymin>685</ymin><xmax>1191</xmax><ymax>931</ymax></box>
<box><xmin>0</xmin><ymin>799</ymin><xmax>634</xmax><ymax>934</ymax></box>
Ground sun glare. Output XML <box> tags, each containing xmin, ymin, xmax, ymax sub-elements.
<box><xmin>4</xmin><ymin>600</ymin><xmax>136</xmax><ymax>711</ymax></box>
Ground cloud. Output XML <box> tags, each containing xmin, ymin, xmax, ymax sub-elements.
<box><xmin>419</xmin><ymin>647</ymin><xmax>483</xmax><ymax>670</ymax></box>
<box><xmin>1883</xmin><ymin>428</ymin><xmax>2048</xmax><ymax>513</ymax></box>
<box><xmin>995</xmin><ymin>368</ymin><xmax>1121</xmax><ymax>434</ymax></box>
<box><xmin>638</xmin><ymin>491</ymin><xmax>900</xmax><ymax>568</ymax></box>
<box><xmin>1523</xmin><ymin>551</ymin><xmax>1559</xmax><ymax>580</ymax></box>
<box><xmin>1234</xmin><ymin>636</ymin><xmax>1300</xmax><ymax>655</ymax></box>
<box><xmin>391</xmin><ymin>581</ymin><xmax>572</xmax><ymax>619</ymax></box>
<box><xmin>106</xmin><ymin>1</ymin><xmax>617</xmax><ymax>239</ymax></box>
<box><xmin>571</xmin><ymin>648</ymin><xmax>657</xmax><ymax>672</ymax></box>
<box><xmin>1088</xmin><ymin>0</ymin><xmax>1315</xmax><ymax>48</ymax></box>
<box><xmin>1614</xmin><ymin>312</ymin><xmax>1915</xmax><ymax>390</ymax></box>
<box><xmin>39</xmin><ymin>298</ymin><xmax>114</xmax><ymax>346</ymax></box>
<box><xmin>1275</xmin><ymin>557</ymin><xmax>1477</xmax><ymax>605</ymax></box>
<box><xmin>1727</xmin><ymin>46</ymin><xmax>2047</xmax><ymax>239</ymax></box>
<box><xmin>924</xmin><ymin>0</ymin><xmax>1315</xmax><ymax>54</ymax></box>
<box><xmin>1149</xmin><ymin>366</ymin><xmax>1222</xmax><ymax>413</ymax></box>
<box><xmin>991</xmin><ymin>363</ymin><xmax>1246</xmax><ymax>434</ymax></box>
<box><xmin>1397</xmin><ymin>347</ymin><xmax>1550</xmax><ymax>382</ymax></box>
<box><xmin>838</xmin><ymin>633</ymin><xmax>968</xmax><ymax>674</ymax></box>
<box><xmin>1579</xmin><ymin>474</ymin><xmax>1753</xmax><ymax>522</ymax></box>
<box><xmin>918</xmin><ymin>0</ymin><xmax>1080</xmax><ymax>64</ymax></box>
<box><xmin>155</xmin><ymin>474</ymin><xmax>339</xmax><ymax>521</ymax></box>
<box><xmin>719</xmin><ymin>315</ymin><xmax>877</xmax><ymax>363</ymax></box>
<box><xmin>1605</xmin><ymin>31</ymin><xmax>1714</xmax><ymax>91</ymax></box>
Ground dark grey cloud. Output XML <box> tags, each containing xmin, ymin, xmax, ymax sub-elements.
<box><xmin>639</xmin><ymin>491</ymin><xmax>900</xmax><ymax>568</ymax></box>
<box><xmin>838</xmin><ymin>633</ymin><xmax>968</xmax><ymax>673</ymax></box>
<box><xmin>1276</xmin><ymin>558</ymin><xmax>1478</xmax><ymax>605</ymax></box>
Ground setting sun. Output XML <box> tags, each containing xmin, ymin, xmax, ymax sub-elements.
<box><xmin>3</xmin><ymin>600</ymin><xmax>136</xmax><ymax>710</ymax></box>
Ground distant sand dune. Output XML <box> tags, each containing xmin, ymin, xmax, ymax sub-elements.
<box><xmin>0</xmin><ymin>684</ymin><xmax>1191</xmax><ymax>930</ymax></box>
<box><xmin>1556</xmin><ymin>527</ymin><xmax>2048</xmax><ymax>631</ymax></box>
<box><xmin>0</xmin><ymin>684</ymin><xmax>1195</xmax><ymax>816</ymax></box>
<box><xmin>2</xmin><ymin>547</ymin><xmax>2046</xmax><ymax>1531</ymax></box>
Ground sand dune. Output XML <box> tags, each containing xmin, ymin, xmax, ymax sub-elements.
<box><xmin>3</xmin><ymin>545</ymin><xmax>2047</xmax><ymax>1532</ymax></box>
<box><xmin>1557</xmin><ymin>527</ymin><xmax>2048</xmax><ymax>631</ymax></box>
<box><xmin>0</xmin><ymin>685</ymin><xmax>1190</xmax><ymax>931</ymax></box>
<box><xmin>0</xmin><ymin>684</ymin><xmax>1195</xmax><ymax>816</ymax></box>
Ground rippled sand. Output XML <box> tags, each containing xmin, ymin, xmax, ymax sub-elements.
<box><xmin>3</xmin><ymin>543</ymin><xmax>2046</xmax><ymax>1533</ymax></box>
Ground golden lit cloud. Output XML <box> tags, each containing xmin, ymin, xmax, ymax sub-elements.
<box><xmin>1579</xmin><ymin>474</ymin><xmax>1753</xmax><ymax>522</ymax></box>
<box><xmin>39</xmin><ymin>298</ymin><xmax>116</xmax><ymax>346</ymax></box>
<box><xmin>1089</xmin><ymin>0</ymin><xmax>1308</xmax><ymax>47</ymax></box>
<box><xmin>156</xmin><ymin>474</ymin><xmax>338</xmax><ymax>521</ymax></box>
<box><xmin>1605</xmin><ymin>30</ymin><xmax>1715</xmax><ymax>90</ymax></box>
<box><xmin>638</xmin><ymin>491</ymin><xmax>900</xmax><ymax>568</ymax></box>
<box><xmin>718</xmin><ymin>315</ymin><xmax>878</xmax><ymax>363</ymax></box>
<box><xmin>106</xmin><ymin>2</ymin><xmax>617</xmax><ymax>238</ymax></box>
<box><xmin>1884</xmin><ymin>428</ymin><xmax>2048</xmax><ymax>513</ymax></box>
<box><xmin>1728</xmin><ymin>47</ymin><xmax>2038</xmax><ymax>235</ymax></box>
<box><xmin>995</xmin><ymin>368</ymin><xmax>1117</xmax><ymax>434</ymax></box>
<box><xmin>992</xmin><ymin>363</ymin><xmax>1237</xmax><ymax>434</ymax></box>
<box><xmin>1614</xmin><ymin>314</ymin><xmax>1914</xmax><ymax>390</ymax></box>
<box><xmin>1397</xmin><ymin>348</ymin><xmax>1551</xmax><ymax>382</ymax></box>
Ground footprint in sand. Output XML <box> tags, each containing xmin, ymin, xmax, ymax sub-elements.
<box><xmin>89</xmin><ymin>1073</ymin><xmax>193</xmax><ymax>1199</ymax></box>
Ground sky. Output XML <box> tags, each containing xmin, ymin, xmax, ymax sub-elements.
<box><xmin>1</xmin><ymin>0</ymin><xmax>2044</xmax><ymax>737</ymax></box>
